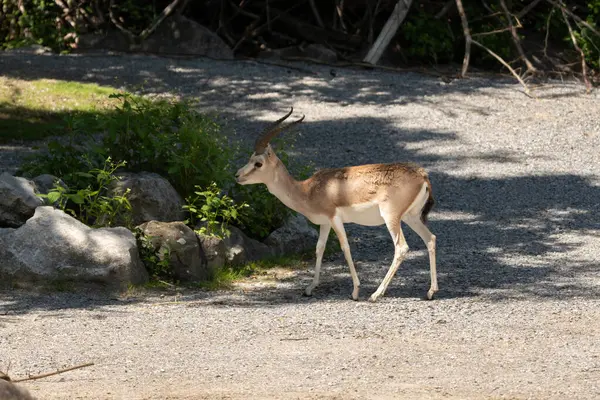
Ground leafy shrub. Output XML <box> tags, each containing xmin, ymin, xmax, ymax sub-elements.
<box><xmin>183</xmin><ymin>183</ymin><xmax>249</xmax><ymax>238</ymax></box>
<box><xmin>22</xmin><ymin>90</ymin><xmax>313</xmax><ymax>241</ymax></box>
<box><xmin>39</xmin><ymin>157</ymin><xmax>133</xmax><ymax>228</ymax></box>
<box><xmin>133</xmin><ymin>228</ymin><xmax>173</xmax><ymax>280</ymax></box>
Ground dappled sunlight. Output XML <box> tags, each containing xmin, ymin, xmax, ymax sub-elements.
<box><xmin>0</xmin><ymin>52</ymin><xmax>598</xmax><ymax>311</ymax></box>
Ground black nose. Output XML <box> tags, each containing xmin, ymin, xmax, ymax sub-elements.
<box><xmin>235</xmin><ymin>171</ymin><xmax>240</xmax><ymax>178</ymax></box>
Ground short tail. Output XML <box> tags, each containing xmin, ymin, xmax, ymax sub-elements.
<box><xmin>420</xmin><ymin>177</ymin><xmax>435</xmax><ymax>225</ymax></box>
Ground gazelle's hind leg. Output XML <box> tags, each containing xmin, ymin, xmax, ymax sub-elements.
<box><xmin>369</xmin><ymin>208</ymin><xmax>409</xmax><ymax>302</ymax></box>
<box><xmin>402</xmin><ymin>215</ymin><xmax>438</xmax><ymax>300</ymax></box>
<box><xmin>330</xmin><ymin>216</ymin><xmax>361</xmax><ymax>300</ymax></box>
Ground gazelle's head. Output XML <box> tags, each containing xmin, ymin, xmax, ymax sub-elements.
<box><xmin>235</xmin><ymin>108</ymin><xmax>304</xmax><ymax>185</ymax></box>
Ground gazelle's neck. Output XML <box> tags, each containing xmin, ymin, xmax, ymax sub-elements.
<box><xmin>265</xmin><ymin>160</ymin><xmax>308</xmax><ymax>215</ymax></box>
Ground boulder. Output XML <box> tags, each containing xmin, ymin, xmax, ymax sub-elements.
<box><xmin>0</xmin><ymin>207</ymin><xmax>148</xmax><ymax>287</ymax></box>
<box><xmin>197</xmin><ymin>234</ymin><xmax>226</xmax><ymax>272</ymax></box>
<box><xmin>0</xmin><ymin>173</ymin><xmax>43</xmax><ymax>228</ymax></box>
<box><xmin>258</xmin><ymin>43</ymin><xmax>337</xmax><ymax>64</ymax></box>
<box><xmin>139</xmin><ymin>15</ymin><xmax>233</xmax><ymax>59</ymax></box>
<box><xmin>137</xmin><ymin>221</ymin><xmax>214</xmax><ymax>282</ymax></box>
<box><xmin>0</xmin><ymin>380</ymin><xmax>35</xmax><ymax>400</ymax></box>
<box><xmin>264</xmin><ymin>214</ymin><xmax>318</xmax><ymax>257</ymax></box>
<box><xmin>109</xmin><ymin>172</ymin><xmax>185</xmax><ymax>226</ymax></box>
<box><xmin>223</xmin><ymin>226</ymin><xmax>274</xmax><ymax>265</ymax></box>
<box><xmin>32</xmin><ymin>174</ymin><xmax>65</xmax><ymax>195</ymax></box>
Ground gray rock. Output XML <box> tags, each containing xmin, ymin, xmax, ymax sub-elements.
<box><xmin>258</xmin><ymin>43</ymin><xmax>337</xmax><ymax>64</ymax></box>
<box><xmin>223</xmin><ymin>226</ymin><xmax>274</xmax><ymax>265</ymax></box>
<box><xmin>264</xmin><ymin>214</ymin><xmax>318</xmax><ymax>257</ymax></box>
<box><xmin>139</xmin><ymin>15</ymin><xmax>233</xmax><ymax>59</ymax></box>
<box><xmin>0</xmin><ymin>207</ymin><xmax>148</xmax><ymax>288</ymax></box>
<box><xmin>6</xmin><ymin>44</ymin><xmax>52</xmax><ymax>55</ymax></box>
<box><xmin>0</xmin><ymin>173</ymin><xmax>43</xmax><ymax>228</ymax></box>
<box><xmin>77</xmin><ymin>30</ymin><xmax>132</xmax><ymax>53</ymax></box>
<box><xmin>110</xmin><ymin>172</ymin><xmax>184</xmax><ymax>226</ymax></box>
<box><xmin>32</xmin><ymin>174</ymin><xmax>64</xmax><ymax>195</ymax></box>
<box><xmin>137</xmin><ymin>221</ymin><xmax>211</xmax><ymax>282</ymax></box>
<box><xmin>0</xmin><ymin>380</ymin><xmax>36</xmax><ymax>400</ymax></box>
<box><xmin>197</xmin><ymin>234</ymin><xmax>226</xmax><ymax>273</ymax></box>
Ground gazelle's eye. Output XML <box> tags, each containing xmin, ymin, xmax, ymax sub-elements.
<box><xmin>254</xmin><ymin>162</ymin><xmax>263</xmax><ymax>168</ymax></box>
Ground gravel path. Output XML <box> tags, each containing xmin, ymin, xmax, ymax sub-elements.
<box><xmin>1</xmin><ymin>52</ymin><xmax>600</xmax><ymax>400</ymax></box>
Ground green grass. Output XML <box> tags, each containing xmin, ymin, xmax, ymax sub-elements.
<box><xmin>184</xmin><ymin>254</ymin><xmax>311</xmax><ymax>291</ymax></box>
<box><xmin>0</xmin><ymin>77</ymin><xmax>120</xmax><ymax>143</ymax></box>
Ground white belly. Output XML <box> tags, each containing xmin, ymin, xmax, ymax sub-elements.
<box><xmin>337</xmin><ymin>203</ymin><xmax>385</xmax><ymax>226</ymax></box>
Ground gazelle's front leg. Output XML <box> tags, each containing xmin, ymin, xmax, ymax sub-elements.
<box><xmin>305</xmin><ymin>223</ymin><xmax>331</xmax><ymax>296</ymax></box>
<box><xmin>331</xmin><ymin>216</ymin><xmax>361</xmax><ymax>300</ymax></box>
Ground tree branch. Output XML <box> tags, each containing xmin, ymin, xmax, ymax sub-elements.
<box><xmin>455</xmin><ymin>0</ymin><xmax>472</xmax><ymax>77</ymax></box>
<box><xmin>560</xmin><ymin>8</ymin><xmax>592</xmax><ymax>92</ymax></box>
<box><xmin>109</xmin><ymin>0</ymin><xmax>136</xmax><ymax>42</ymax></box>
<box><xmin>472</xmin><ymin>39</ymin><xmax>531</xmax><ymax>96</ymax></box>
<box><xmin>139</xmin><ymin>0</ymin><xmax>184</xmax><ymax>41</ymax></box>
<box><xmin>517</xmin><ymin>0</ymin><xmax>543</xmax><ymax>19</ymax></box>
<box><xmin>499</xmin><ymin>0</ymin><xmax>537</xmax><ymax>72</ymax></box>
<box><xmin>308</xmin><ymin>0</ymin><xmax>324</xmax><ymax>28</ymax></box>
<box><xmin>546</xmin><ymin>0</ymin><xmax>600</xmax><ymax>38</ymax></box>
<box><xmin>11</xmin><ymin>363</ymin><xmax>95</xmax><ymax>383</ymax></box>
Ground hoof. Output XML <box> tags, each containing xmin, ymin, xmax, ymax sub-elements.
<box><xmin>369</xmin><ymin>292</ymin><xmax>381</xmax><ymax>302</ymax></box>
<box><xmin>303</xmin><ymin>289</ymin><xmax>313</xmax><ymax>297</ymax></box>
<box><xmin>351</xmin><ymin>288</ymin><xmax>360</xmax><ymax>301</ymax></box>
<box><xmin>426</xmin><ymin>290</ymin><xmax>436</xmax><ymax>300</ymax></box>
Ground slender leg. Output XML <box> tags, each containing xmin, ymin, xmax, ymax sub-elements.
<box><xmin>305</xmin><ymin>224</ymin><xmax>331</xmax><ymax>296</ymax></box>
<box><xmin>403</xmin><ymin>215</ymin><xmax>438</xmax><ymax>300</ymax></box>
<box><xmin>369</xmin><ymin>213</ymin><xmax>409</xmax><ymax>302</ymax></box>
<box><xmin>330</xmin><ymin>217</ymin><xmax>361</xmax><ymax>300</ymax></box>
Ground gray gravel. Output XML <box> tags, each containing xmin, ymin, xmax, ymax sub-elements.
<box><xmin>1</xmin><ymin>52</ymin><xmax>600</xmax><ymax>399</ymax></box>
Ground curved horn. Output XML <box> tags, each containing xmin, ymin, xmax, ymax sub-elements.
<box><xmin>255</xmin><ymin>108</ymin><xmax>304</xmax><ymax>154</ymax></box>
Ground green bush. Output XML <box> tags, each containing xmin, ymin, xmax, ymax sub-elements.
<box><xmin>183</xmin><ymin>182</ymin><xmax>249</xmax><ymax>238</ymax></box>
<box><xmin>21</xmin><ymin>91</ymin><xmax>307</xmax><ymax>241</ymax></box>
<box><xmin>133</xmin><ymin>228</ymin><xmax>173</xmax><ymax>281</ymax></box>
<box><xmin>39</xmin><ymin>157</ymin><xmax>133</xmax><ymax>228</ymax></box>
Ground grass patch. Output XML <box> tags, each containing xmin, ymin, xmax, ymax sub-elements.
<box><xmin>194</xmin><ymin>254</ymin><xmax>312</xmax><ymax>291</ymax></box>
<box><xmin>0</xmin><ymin>77</ymin><xmax>120</xmax><ymax>143</ymax></box>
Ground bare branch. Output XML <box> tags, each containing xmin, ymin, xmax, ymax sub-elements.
<box><xmin>139</xmin><ymin>0</ymin><xmax>184</xmax><ymax>41</ymax></box>
<box><xmin>335</xmin><ymin>0</ymin><xmax>348</xmax><ymax>32</ymax></box>
<box><xmin>435</xmin><ymin>0</ymin><xmax>455</xmax><ymax>20</ymax></box>
<box><xmin>499</xmin><ymin>0</ymin><xmax>537</xmax><ymax>72</ymax></box>
<box><xmin>363</xmin><ymin>0</ymin><xmax>414</xmax><ymax>65</ymax></box>
<box><xmin>517</xmin><ymin>0</ymin><xmax>543</xmax><ymax>19</ymax></box>
<box><xmin>455</xmin><ymin>0</ymin><xmax>472</xmax><ymax>77</ymax></box>
<box><xmin>108</xmin><ymin>0</ymin><xmax>136</xmax><ymax>42</ymax></box>
<box><xmin>546</xmin><ymin>0</ymin><xmax>600</xmax><ymax>38</ymax></box>
<box><xmin>471</xmin><ymin>39</ymin><xmax>531</xmax><ymax>96</ymax></box>
<box><xmin>560</xmin><ymin>8</ymin><xmax>592</xmax><ymax>92</ymax></box>
<box><xmin>543</xmin><ymin>6</ymin><xmax>556</xmax><ymax>59</ymax></box>
<box><xmin>12</xmin><ymin>363</ymin><xmax>94</xmax><ymax>383</ymax></box>
<box><xmin>308</xmin><ymin>0</ymin><xmax>324</xmax><ymax>28</ymax></box>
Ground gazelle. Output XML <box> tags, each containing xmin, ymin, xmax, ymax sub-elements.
<box><xmin>235</xmin><ymin>108</ymin><xmax>438</xmax><ymax>302</ymax></box>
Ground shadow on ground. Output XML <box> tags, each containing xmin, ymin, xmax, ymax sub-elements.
<box><xmin>0</xmin><ymin>53</ymin><xmax>598</xmax><ymax>315</ymax></box>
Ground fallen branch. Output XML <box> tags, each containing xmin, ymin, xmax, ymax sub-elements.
<box><xmin>139</xmin><ymin>0</ymin><xmax>184</xmax><ymax>41</ymax></box>
<box><xmin>11</xmin><ymin>363</ymin><xmax>95</xmax><ymax>383</ymax></box>
<box><xmin>471</xmin><ymin>39</ymin><xmax>531</xmax><ymax>96</ymax></box>
<box><xmin>108</xmin><ymin>0</ymin><xmax>136</xmax><ymax>42</ymax></box>
<box><xmin>517</xmin><ymin>0</ymin><xmax>543</xmax><ymax>19</ymax></box>
<box><xmin>455</xmin><ymin>0</ymin><xmax>472</xmax><ymax>77</ymax></box>
<box><xmin>435</xmin><ymin>0</ymin><xmax>455</xmax><ymax>20</ymax></box>
<box><xmin>499</xmin><ymin>0</ymin><xmax>537</xmax><ymax>73</ymax></box>
<box><xmin>363</xmin><ymin>0</ymin><xmax>413</xmax><ymax>65</ymax></box>
<box><xmin>308</xmin><ymin>0</ymin><xmax>324</xmax><ymax>28</ymax></box>
<box><xmin>560</xmin><ymin>8</ymin><xmax>592</xmax><ymax>92</ymax></box>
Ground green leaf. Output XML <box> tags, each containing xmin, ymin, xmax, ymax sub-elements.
<box><xmin>46</xmin><ymin>191</ymin><xmax>61</xmax><ymax>204</ymax></box>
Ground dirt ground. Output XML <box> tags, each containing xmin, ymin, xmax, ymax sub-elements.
<box><xmin>1</xmin><ymin>52</ymin><xmax>599</xmax><ymax>399</ymax></box>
